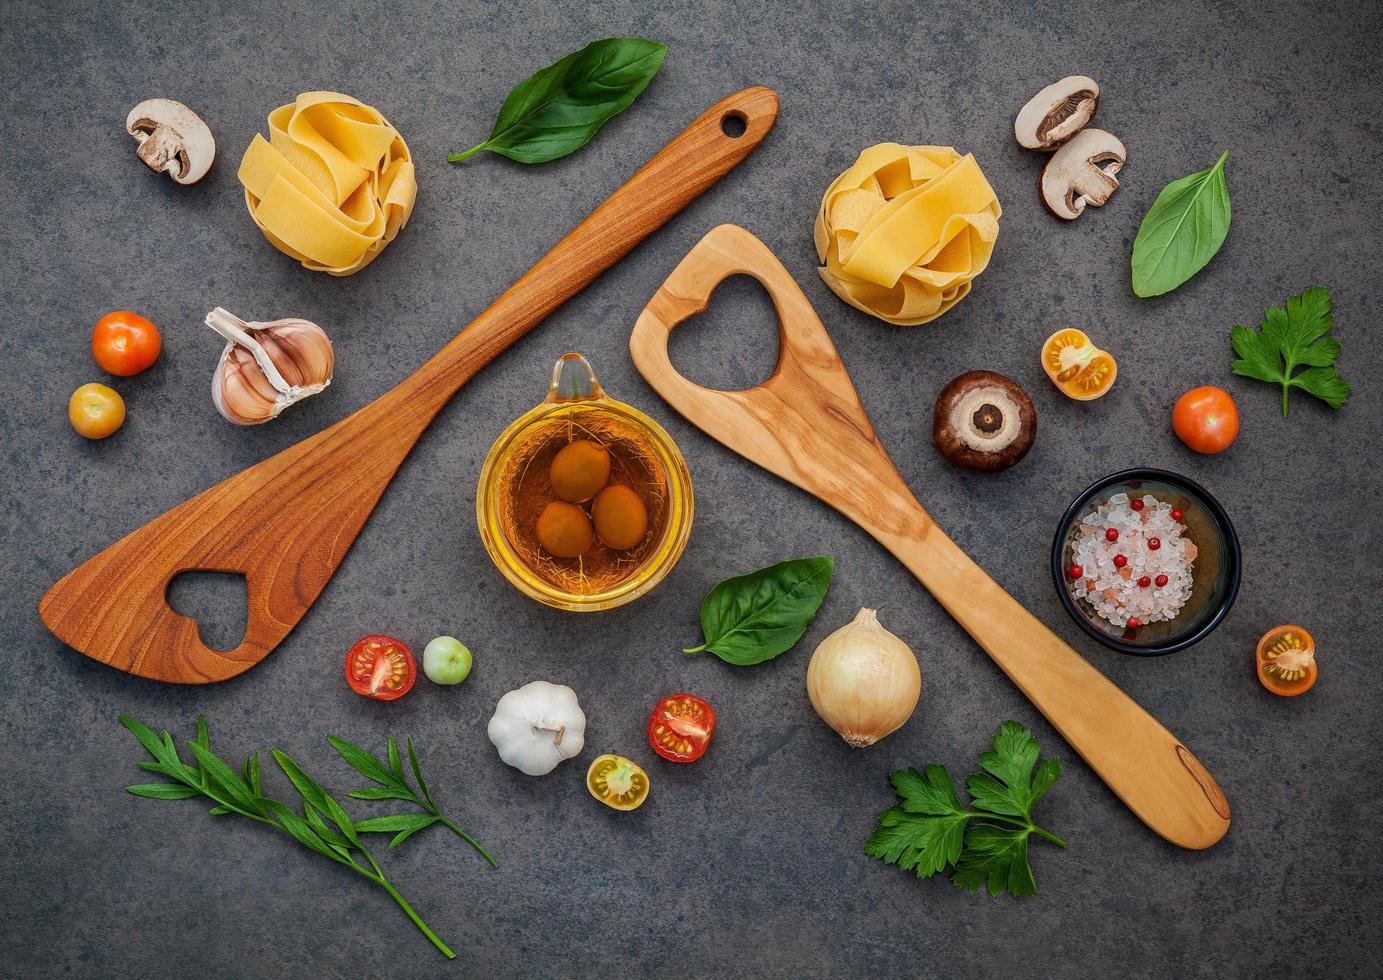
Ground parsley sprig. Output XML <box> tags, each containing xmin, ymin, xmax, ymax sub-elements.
<box><xmin>1231</xmin><ymin>286</ymin><xmax>1351</xmax><ymax>416</ymax></box>
<box><xmin>121</xmin><ymin>715</ymin><xmax>463</xmax><ymax>958</ymax></box>
<box><xmin>865</xmin><ymin>721</ymin><xmax>1066</xmax><ymax>898</ymax></box>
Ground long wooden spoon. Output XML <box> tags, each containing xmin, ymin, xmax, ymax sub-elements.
<box><xmin>40</xmin><ymin>88</ymin><xmax>779</xmax><ymax>684</ymax></box>
<box><xmin>629</xmin><ymin>224</ymin><xmax>1230</xmax><ymax>849</ymax></box>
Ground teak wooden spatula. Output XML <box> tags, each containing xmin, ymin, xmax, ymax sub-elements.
<box><xmin>40</xmin><ymin>88</ymin><xmax>779</xmax><ymax>684</ymax></box>
<box><xmin>629</xmin><ymin>224</ymin><xmax>1230</xmax><ymax>849</ymax></box>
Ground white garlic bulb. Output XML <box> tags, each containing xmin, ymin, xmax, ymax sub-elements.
<box><xmin>806</xmin><ymin>608</ymin><xmax>920</xmax><ymax>748</ymax></box>
<box><xmin>206</xmin><ymin>307</ymin><xmax>334</xmax><ymax>425</ymax></box>
<box><xmin>487</xmin><ymin>680</ymin><xmax>587</xmax><ymax>776</ymax></box>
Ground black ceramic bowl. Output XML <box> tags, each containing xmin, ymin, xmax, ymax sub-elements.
<box><xmin>1051</xmin><ymin>468</ymin><xmax>1241</xmax><ymax>655</ymax></box>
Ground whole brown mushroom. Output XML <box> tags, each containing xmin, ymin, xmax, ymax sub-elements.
<box><xmin>933</xmin><ymin>371</ymin><xmax>1036</xmax><ymax>472</ymax></box>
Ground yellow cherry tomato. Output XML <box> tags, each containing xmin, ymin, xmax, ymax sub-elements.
<box><xmin>1041</xmin><ymin>328</ymin><xmax>1118</xmax><ymax>401</ymax></box>
<box><xmin>68</xmin><ymin>383</ymin><xmax>126</xmax><ymax>439</ymax></box>
<box><xmin>586</xmin><ymin>754</ymin><xmax>649</xmax><ymax>811</ymax></box>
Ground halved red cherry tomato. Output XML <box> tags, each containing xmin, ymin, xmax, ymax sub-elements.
<box><xmin>92</xmin><ymin>311</ymin><xmax>162</xmax><ymax>377</ymax></box>
<box><xmin>345</xmin><ymin>634</ymin><xmax>416</xmax><ymax>701</ymax></box>
<box><xmin>648</xmin><ymin>693</ymin><xmax>716</xmax><ymax>762</ymax></box>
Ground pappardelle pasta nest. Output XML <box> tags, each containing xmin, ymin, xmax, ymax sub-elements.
<box><xmin>814</xmin><ymin>144</ymin><xmax>1000</xmax><ymax>326</ymax></box>
<box><xmin>238</xmin><ymin>92</ymin><xmax>417</xmax><ymax>276</ymax></box>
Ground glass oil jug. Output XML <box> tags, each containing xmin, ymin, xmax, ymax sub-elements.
<box><xmin>476</xmin><ymin>353</ymin><xmax>693</xmax><ymax>611</ymax></box>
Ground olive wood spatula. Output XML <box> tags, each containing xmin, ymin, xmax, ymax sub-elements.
<box><xmin>39</xmin><ymin>88</ymin><xmax>779</xmax><ymax>684</ymax></box>
<box><xmin>628</xmin><ymin>224</ymin><xmax>1230</xmax><ymax>850</ymax></box>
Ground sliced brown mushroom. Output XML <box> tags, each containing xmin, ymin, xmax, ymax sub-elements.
<box><xmin>125</xmin><ymin>99</ymin><xmax>216</xmax><ymax>185</ymax></box>
<box><xmin>1040</xmin><ymin>129</ymin><xmax>1126</xmax><ymax>221</ymax></box>
<box><xmin>933</xmin><ymin>371</ymin><xmax>1036</xmax><ymax>472</ymax></box>
<box><xmin>1014</xmin><ymin>76</ymin><xmax>1101</xmax><ymax>151</ymax></box>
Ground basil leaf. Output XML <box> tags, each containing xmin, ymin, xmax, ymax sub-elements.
<box><xmin>1131</xmin><ymin>150</ymin><xmax>1231</xmax><ymax>298</ymax></box>
<box><xmin>449</xmin><ymin>37</ymin><xmax>666</xmax><ymax>164</ymax></box>
<box><xmin>684</xmin><ymin>557</ymin><xmax>834</xmax><ymax>665</ymax></box>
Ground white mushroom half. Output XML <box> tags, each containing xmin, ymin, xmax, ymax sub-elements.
<box><xmin>125</xmin><ymin>99</ymin><xmax>216</xmax><ymax>185</ymax></box>
<box><xmin>1014</xmin><ymin>76</ymin><xmax>1101</xmax><ymax>151</ymax></box>
<box><xmin>1040</xmin><ymin>128</ymin><xmax>1127</xmax><ymax>221</ymax></box>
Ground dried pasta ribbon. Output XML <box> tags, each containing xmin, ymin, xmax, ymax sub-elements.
<box><xmin>814</xmin><ymin>144</ymin><xmax>1001</xmax><ymax>326</ymax></box>
<box><xmin>238</xmin><ymin>92</ymin><xmax>416</xmax><ymax>277</ymax></box>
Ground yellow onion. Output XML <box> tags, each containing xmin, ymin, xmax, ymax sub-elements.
<box><xmin>806</xmin><ymin>608</ymin><xmax>920</xmax><ymax>748</ymax></box>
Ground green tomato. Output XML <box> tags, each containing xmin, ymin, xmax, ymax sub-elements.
<box><xmin>423</xmin><ymin>636</ymin><xmax>472</xmax><ymax>685</ymax></box>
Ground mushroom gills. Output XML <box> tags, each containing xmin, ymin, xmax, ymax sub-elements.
<box><xmin>932</xmin><ymin>370</ymin><xmax>1037</xmax><ymax>472</ymax></box>
<box><xmin>1040</xmin><ymin>129</ymin><xmax>1127</xmax><ymax>221</ymax></box>
<box><xmin>125</xmin><ymin>99</ymin><xmax>216</xmax><ymax>185</ymax></box>
<box><xmin>1014</xmin><ymin>75</ymin><xmax>1101</xmax><ymax>151</ymax></box>
<box><xmin>955</xmin><ymin>387</ymin><xmax>1023</xmax><ymax>453</ymax></box>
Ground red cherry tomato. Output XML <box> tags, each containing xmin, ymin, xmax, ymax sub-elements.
<box><xmin>648</xmin><ymin>693</ymin><xmax>716</xmax><ymax>763</ymax></box>
<box><xmin>345</xmin><ymin>635</ymin><xmax>416</xmax><ymax>701</ymax></box>
<box><xmin>92</xmin><ymin>311</ymin><xmax>162</xmax><ymax>376</ymax></box>
<box><xmin>1172</xmin><ymin>385</ymin><xmax>1239</xmax><ymax>454</ymax></box>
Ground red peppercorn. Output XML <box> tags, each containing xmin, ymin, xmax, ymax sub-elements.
<box><xmin>1138</xmin><ymin>576</ymin><xmax>1151</xmax><ymax>588</ymax></box>
<box><xmin>1067</xmin><ymin>564</ymin><xmax>1084</xmax><ymax>580</ymax></box>
<box><xmin>1113</xmin><ymin>554</ymin><xmax>1128</xmax><ymax>568</ymax></box>
<box><xmin>1148</xmin><ymin>537</ymin><xmax>1161</xmax><ymax>550</ymax></box>
<box><xmin>1155</xmin><ymin>574</ymin><xmax>1168</xmax><ymax>587</ymax></box>
<box><xmin>1130</xmin><ymin>498</ymin><xmax>1144</xmax><ymax>511</ymax></box>
<box><xmin>1126</xmin><ymin>617</ymin><xmax>1141</xmax><ymax>628</ymax></box>
<box><xmin>1170</xmin><ymin>508</ymin><xmax>1183</xmax><ymax>520</ymax></box>
<box><xmin>1105</xmin><ymin>528</ymin><xmax>1119</xmax><ymax>542</ymax></box>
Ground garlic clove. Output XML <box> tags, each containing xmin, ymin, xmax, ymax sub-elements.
<box><xmin>206</xmin><ymin>307</ymin><xmax>334</xmax><ymax>425</ymax></box>
<box><xmin>806</xmin><ymin>607</ymin><xmax>921</xmax><ymax>748</ymax></box>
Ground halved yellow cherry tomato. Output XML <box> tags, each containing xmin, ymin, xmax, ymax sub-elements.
<box><xmin>1256</xmin><ymin>625</ymin><xmax>1317</xmax><ymax>697</ymax></box>
<box><xmin>586</xmin><ymin>754</ymin><xmax>649</xmax><ymax>811</ymax></box>
<box><xmin>1042</xmin><ymin>328</ymin><xmax>1118</xmax><ymax>401</ymax></box>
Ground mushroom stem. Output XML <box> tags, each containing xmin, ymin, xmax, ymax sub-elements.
<box><xmin>204</xmin><ymin>307</ymin><xmax>295</xmax><ymax>396</ymax></box>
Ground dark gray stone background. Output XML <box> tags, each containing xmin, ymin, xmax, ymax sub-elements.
<box><xmin>2</xmin><ymin>0</ymin><xmax>1380</xmax><ymax>977</ymax></box>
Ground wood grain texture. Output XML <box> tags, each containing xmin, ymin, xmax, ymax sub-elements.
<box><xmin>629</xmin><ymin>224</ymin><xmax>1230</xmax><ymax>850</ymax></box>
<box><xmin>39</xmin><ymin>88</ymin><xmax>779</xmax><ymax>684</ymax></box>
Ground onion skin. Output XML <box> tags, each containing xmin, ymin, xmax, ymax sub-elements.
<box><xmin>806</xmin><ymin>608</ymin><xmax>920</xmax><ymax>748</ymax></box>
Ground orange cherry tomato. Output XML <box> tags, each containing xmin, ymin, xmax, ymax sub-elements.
<box><xmin>648</xmin><ymin>693</ymin><xmax>716</xmax><ymax>763</ymax></box>
<box><xmin>586</xmin><ymin>754</ymin><xmax>650</xmax><ymax>810</ymax></box>
<box><xmin>1256</xmin><ymin>625</ymin><xmax>1317</xmax><ymax>697</ymax></box>
<box><xmin>68</xmin><ymin>383</ymin><xmax>126</xmax><ymax>439</ymax></box>
<box><xmin>1173</xmin><ymin>385</ymin><xmax>1239</xmax><ymax>454</ymax></box>
<box><xmin>92</xmin><ymin>311</ymin><xmax>162</xmax><ymax>377</ymax></box>
<box><xmin>345</xmin><ymin>634</ymin><xmax>416</xmax><ymax>701</ymax></box>
<box><xmin>1041</xmin><ymin>328</ymin><xmax>1117</xmax><ymax>401</ymax></box>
